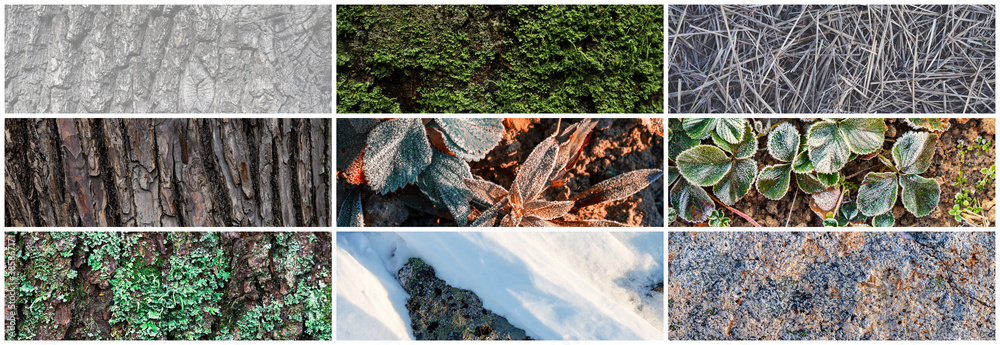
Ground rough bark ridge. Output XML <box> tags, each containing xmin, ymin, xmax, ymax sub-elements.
<box><xmin>4</xmin><ymin>232</ymin><xmax>332</xmax><ymax>340</ymax></box>
<box><xmin>5</xmin><ymin>5</ymin><xmax>332</xmax><ymax>113</ymax></box>
<box><xmin>5</xmin><ymin>118</ymin><xmax>331</xmax><ymax>227</ymax></box>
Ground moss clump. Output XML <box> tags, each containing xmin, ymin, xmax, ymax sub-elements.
<box><xmin>337</xmin><ymin>5</ymin><xmax>663</xmax><ymax>113</ymax></box>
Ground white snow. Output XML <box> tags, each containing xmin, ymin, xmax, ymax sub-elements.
<box><xmin>336</xmin><ymin>231</ymin><xmax>664</xmax><ymax>341</ymax></box>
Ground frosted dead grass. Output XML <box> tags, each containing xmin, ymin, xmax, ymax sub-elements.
<box><xmin>669</xmin><ymin>5</ymin><xmax>996</xmax><ymax>113</ymax></box>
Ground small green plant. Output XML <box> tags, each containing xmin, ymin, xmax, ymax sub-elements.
<box><xmin>466</xmin><ymin>120</ymin><xmax>661</xmax><ymax>226</ymax></box>
<box><xmin>337</xmin><ymin>118</ymin><xmax>504</xmax><ymax>225</ymax></box>
<box><xmin>949</xmin><ymin>136</ymin><xmax>993</xmax><ymax>226</ymax></box>
<box><xmin>707</xmin><ymin>210</ymin><xmax>731</xmax><ymax>227</ymax></box>
<box><xmin>856</xmin><ymin>131</ymin><xmax>941</xmax><ymax>218</ymax></box>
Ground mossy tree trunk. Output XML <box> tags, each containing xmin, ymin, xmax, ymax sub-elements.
<box><xmin>4</xmin><ymin>118</ymin><xmax>330</xmax><ymax>227</ymax></box>
<box><xmin>4</xmin><ymin>232</ymin><xmax>332</xmax><ymax>340</ymax></box>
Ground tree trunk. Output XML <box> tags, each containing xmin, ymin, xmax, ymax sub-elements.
<box><xmin>4</xmin><ymin>232</ymin><xmax>332</xmax><ymax>340</ymax></box>
<box><xmin>4</xmin><ymin>118</ymin><xmax>330</xmax><ymax>227</ymax></box>
<box><xmin>5</xmin><ymin>5</ymin><xmax>332</xmax><ymax>113</ymax></box>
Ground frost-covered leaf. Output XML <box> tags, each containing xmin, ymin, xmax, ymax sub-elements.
<box><xmin>767</xmin><ymin>122</ymin><xmax>800</xmax><ymax>162</ymax></box>
<box><xmin>667</xmin><ymin>166</ymin><xmax>679</xmax><ymax>186</ymax></box>
<box><xmin>499</xmin><ymin>212</ymin><xmax>522</xmax><ymax>227</ymax></box>
<box><xmin>435</xmin><ymin>118</ymin><xmax>505</xmax><ymax>161</ymax></box>
<box><xmin>519</xmin><ymin>215</ymin><xmax>557</xmax><ymax>227</ymax></box>
<box><xmin>817</xmin><ymin>172</ymin><xmax>840</xmax><ymax>187</ymax></box>
<box><xmin>795</xmin><ymin>173</ymin><xmax>827</xmax><ymax>194</ymax></box>
<box><xmin>714</xmin><ymin>159</ymin><xmax>756</xmax><ymax>205</ymax></box>
<box><xmin>810</xmin><ymin>186</ymin><xmax>842</xmax><ymax>217</ymax></box>
<box><xmin>336</xmin><ymin>190</ymin><xmax>364</xmax><ymax>227</ymax></box>
<box><xmin>337</xmin><ymin>118</ymin><xmax>379</xmax><ymax>169</ymax></box>
<box><xmin>512</xmin><ymin>137</ymin><xmax>559</xmax><ymax>203</ymax></box>
<box><xmin>667</xmin><ymin>207</ymin><xmax>677</xmax><ymax>224</ymax></box>
<box><xmin>905</xmin><ymin>118</ymin><xmax>950</xmax><ymax>132</ymax></box>
<box><xmin>899</xmin><ymin>174</ymin><xmax>940</xmax><ymax>217</ymax></box>
<box><xmin>683</xmin><ymin>118</ymin><xmax>747</xmax><ymax>144</ymax></box>
<box><xmin>857</xmin><ymin>172</ymin><xmax>897</xmax><ymax>217</ymax></box>
<box><xmin>550</xmin><ymin>119</ymin><xmax>597</xmax><ymax>181</ymax></box>
<box><xmin>572</xmin><ymin>169</ymin><xmax>663</xmax><ymax>209</ymax></box>
<box><xmin>755</xmin><ymin>164</ymin><xmax>792</xmax><ymax>200</ymax></box>
<box><xmin>668</xmin><ymin>127</ymin><xmax>699</xmax><ymax>161</ymax></box>
<box><xmin>669</xmin><ymin>177</ymin><xmax>714</xmax><ymax>223</ymax></box>
<box><xmin>791</xmin><ymin>143</ymin><xmax>814</xmax><ymax>173</ymax></box>
<box><xmin>425</xmin><ymin>125</ymin><xmax>456</xmax><ymax>156</ymax></box>
<box><xmin>892</xmin><ymin>131</ymin><xmax>938</xmax><ymax>175</ymax></box>
<box><xmin>872</xmin><ymin>212</ymin><xmax>895</xmax><ymax>227</ymax></box>
<box><xmin>465</xmin><ymin>177</ymin><xmax>508</xmax><ymax>206</ymax></box>
<box><xmin>550</xmin><ymin>219</ymin><xmax>631</xmax><ymax>227</ymax></box>
<box><xmin>416</xmin><ymin>150</ymin><xmax>474</xmax><ymax>225</ymax></box>
<box><xmin>676</xmin><ymin>145</ymin><xmax>733</xmax><ymax>186</ymax></box>
<box><xmin>713</xmin><ymin>122</ymin><xmax>756</xmax><ymax>159</ymax></box>
<box><xmin>471</xmin><ymin>198</ymin><xmax>507</xmax><ymax>227</ymax></box>
<box><xmin>807</xmin><ymin>120</ymin><xmax>851</xmax><ymax>174</ymax></box>
<box><xmin>364</xmin><ymin>118</ymin><xmax>433</xmax><ymax>193</ymax></box>
<box><xmin>524</xmin><ymin>200</ymin><xmax>574</xmax><ymax>220</ymax></box>
<box><xmin>839</xmin><ymin>118</ymin><xmax>886</xmax><ymax>154</ymax></box>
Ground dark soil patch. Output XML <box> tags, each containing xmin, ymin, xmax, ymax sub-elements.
<box><xmin>672</xmin><ymin>118</ymin><xmax>995</xmax><ymax>227</ymax></box>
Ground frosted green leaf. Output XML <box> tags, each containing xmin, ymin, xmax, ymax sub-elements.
<box><xmin>899</xmin><ymin>174</ymin><xmax>940</xmax><ymax>217</ymax></box>
<box><xmin>668</xmin><ymin>128</ymin><xmax>699</xmax><ymax>161</ymax></box>
<box><xmin>792</xmin><ymin>144</ymin><xmax>814</xmax><ymax>173</ymax></box>
<box><xmin>905</xmin><ymin>118</ymin><xmax>950</xmax><ymax>132</ymax></box>
<box><xmin>513</xmin><ymin>137</ymin><xmax>559</xmax><ymax>203</ymax></box>
<box><xmin>669</xmin><ymin>178</ymin><xmax>714</xmax><ymax>223</ymax></box>
<box><xmin>681</xmin><ymin>118</ymin><xmax>717</xmax><ymax>140</ymax></box>
<box><xmin>817</xmin><ymin>172</ymin><xmax>840</xmax><ymax>187</ymax></box>
<box><xmin>336</xmin><ymin>118</ymin><xmax>380</xmax><ymax>169</ymax></box>
<box><xmin>572</xmin><ymin>169</ymin><xmax>663</xmax><ymax>208</ymax></box>
<box><xmin>667</xmin><ymin>166</ymin><xmax>679</xmax><ymax>186</ymax></box>
<box><xmin>667</xmin><ymin>207</ymin><xmax>677</xmax><ymax>224</ymax></box>
<box><xmin>714</xmin><ymin>159</ymin><xmax>756</xmax><ymax>205</ymax></box>
<box><xmin>807</xmin><ymin>120</ymin><xmax>851</xmax><ymax>174</ymax></box>
<box><xmin>676</xmin><ymin>145</ymin><xmax>733</xmax><ymax>186</ymax></box>
<box><xmin>795</xmin><ymin>173</ymin><xmax>826</xmax><ymax>194</ymax></box>
<box><xmin>712</xmin><ymin>122</ymin><xmax>756</xmax><ymax>159</ymax></box>
<box><xmin>417</xmin><ymin>150</ymin><xmax>474</xmax><ymax>225</ymax></box>
<box><xmin>364</xmin><ymin>118</ymin><xmax>433</xmax><ymax>194</ymax></box>
<box><xmin>872</xmin><ymin>213</ymin><xmax>895</xmax><ymax>227</ymax></box>
<box><xmin>336</xmin><ymin>191</ymin><xmax>364</xmax><ymax>227</ymax></box>
<box><xmin>857</xmin><ymin>172</ymin><xmax>897</xmax><ymax>217</ymax></box>
<box><xmin>683</xmin><ymin>118</ymin><xmax>747</xmax><ymax>144</ymax></box>
<box><xmin>755</xmin><ymin>164</ymin><xmax>792</xmax><ymax>200</ymax></box>
<box><xmin>435</xmin><ymin>118</ymin><xmax>504</xmax><ymax>161</ymax></box>
<box><xmin>892</xmin><ymin>131</ymin><xmax>938</xmax><ymax>175</ymax></box>
<box><xmin>840</xmin><ymin>118</ymin><xmax>886</xmax><ymax>154</ymax></box>
<box><xmin>767</xmin><ymin>122</ymin><xmax>800</xmax><ymax>162</ymax></box>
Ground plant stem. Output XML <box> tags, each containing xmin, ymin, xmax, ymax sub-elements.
<box><xmin>707</xmin><ymin>194</ymin><xmax>762</xmax><ymax>227</ymax></box>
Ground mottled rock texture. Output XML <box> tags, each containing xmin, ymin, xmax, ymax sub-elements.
<box><xmin>6</xmin><ymin>5</ymin><xmax>331</xmax><ymax>113</ymax></box>
<box><xmin>397</xmin><ymin>258</ymin><xmax>530</xmax><ymax>340</ymax></box>
<box><xmin>669</xmin><ymin>232</ymin><xmax>994</xmax><ymax>340</ymax></box>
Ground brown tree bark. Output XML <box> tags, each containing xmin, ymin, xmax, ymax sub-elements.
<box><xmin>4</xmin><ymin>232</ymin><xmax>332</xmax><ymax>340</ymax></box>
<box><xmin>5</xmin><ymin>118</ymin><xmax>330</xmax><ymax>227</ymax></box>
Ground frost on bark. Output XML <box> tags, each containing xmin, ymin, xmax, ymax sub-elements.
<box><xmin>5</xmin><ymin>118</ymin><xmax>331</xmax><ymax>227</ymax></box>
<box><xmin>4</xmin><ymin>232</ymin><xmax>332</xmax><ymax>340</ymax></box>
<box><xmin>5</xmin><ymin>5</ymin><xmax>332</xmax><ymax>113</ymax></box>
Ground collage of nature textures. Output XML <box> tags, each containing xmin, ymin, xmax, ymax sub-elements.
<box><xmin>667</xmin><ymin>3</ymin><xmax>997</xmax><ymax>342</ymax></box>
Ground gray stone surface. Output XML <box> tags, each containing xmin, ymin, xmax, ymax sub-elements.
<box><xmin>397</xmin><ymin>258</ymin><xmax>530</xmax><ymax>340</ymax></box>
<box><xmin>668</xmin><ymin>232</ymin><xmax>995</xmax><ymax>340</ymax></box>
<box><xmin>6</xmin><ymin>5</ymin><xmax>331</xmax><ymax>113</ymax></box>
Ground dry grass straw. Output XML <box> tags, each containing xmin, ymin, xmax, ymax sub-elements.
<box><xmin>669</xmin><ymin>5</ymin><xmax>996</xmax><ymax>113</ymax></box>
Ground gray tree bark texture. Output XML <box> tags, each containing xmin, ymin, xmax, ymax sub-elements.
<box><xmin>5</xmin><ymin>5</ymin><xmax>332</xmax><ymax>113</ymax></box>
<box><xmin>5</xmin><ymin>118</ymin><xmax>331</xmax><ymax>227</ymax></box>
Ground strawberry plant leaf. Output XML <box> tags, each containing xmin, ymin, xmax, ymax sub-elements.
<box><xmin>681</xmin><ymin>118</ymin><xmax>717</xmax><ymax>140</ymax></box>
<box><xmin>756</xmin><ymin>163</ymin><xmax>792</xmax><ymax>200</ymax></box>
<box><xmin>817</xmin><ymin>172</ymin><xmax>840</xmax><ymax>187</ymax></box>
<box><xmin>905</xmin><ymin>118</ymin><xmax>950</xmax><ymax>132</ymax></box>
<box><xmin>839</xmin><ymin>118</ymin><xmax>886</xmax><ymax>154</ymax></box>
<box><xmin>336</xmin><ymin>190</ymin><xmax>364</xmax><ymax>227</ymax></box>
<box><xmin>892</xmin><ymin>131</ymin><xmax>938</xmax><ymax>175</ymax></box>
<box><xmin>712</xmin><ymin>122</ymin><xmax>756</xmax><ymax>159</ymax></box>
<box><xmin>714</xmin><ymin>158</ymin><xmax>756</xmax><ymax>205</ymax></box>
<box><xmin>807</xmin><ymin>120</ymin><xmax>852</xmax><ymax>174</ymax></box>
<box><xmin>416</xmin><ymin>150</ymin><xmax>474</xmax><ymax>225</ymax></box>
<box><xmin>791</xmin><ymin>143</ymin><xmax>814</xmax><ymax>173</ymax></box>
<box><xmin>683</xmin><ymin>118</ymin><xmax>746</xmax><ymax>144</ymax></box>
<box><xmin>336</xmin><ymin>118</ymin><xmax>379</xmax><ymax>169</ymax></box>
<box><xmin>676</xmin><ymin>145</ymin><xmax>733</xmax><ymax>186</ymax></box>
<box><xmin>872</xmin><ymin>212</ymin><xmax>895</xmax><ymax>227</ymax></box>
<box><xmin>364</xmin><ymin>118</ymin><xmax>434</xmax><ymax>194</ymax></box>
<box><xmin>857</xmin><ymin>172</ymin><xmax>897</xmax><ymax>217</ymax></box>
<box><xmin>434</xmin><ymin>118</ymin><xmax>505</xmax><ymax>161</ymax></box>
<box><xmin>767</xmin><ymin>122</ymin><xmax>800</xmax><ymax>162</ymax></box>
<box><xmin>795</xmin><ymin>173</ymin><xmax>827</xmax><ymax>194</ymax></box>
<box><xmin>899</xmin><ymin>174</ymin><xmax>940</xmax><ymax>217</ymax></box>
<box><xmin>669</xmin><ymin>177</ymin><xmax>714</xmax><ymax>223</ymax></box>
<box><xmin>667</xmin><ymin>166</ymin><xmax>678</xmax><ymax>186</ymax></box>
<box><xmin>668</xmin><ymin>126</ymin><xmax>698</xmax><ymax>161</ymax></box>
